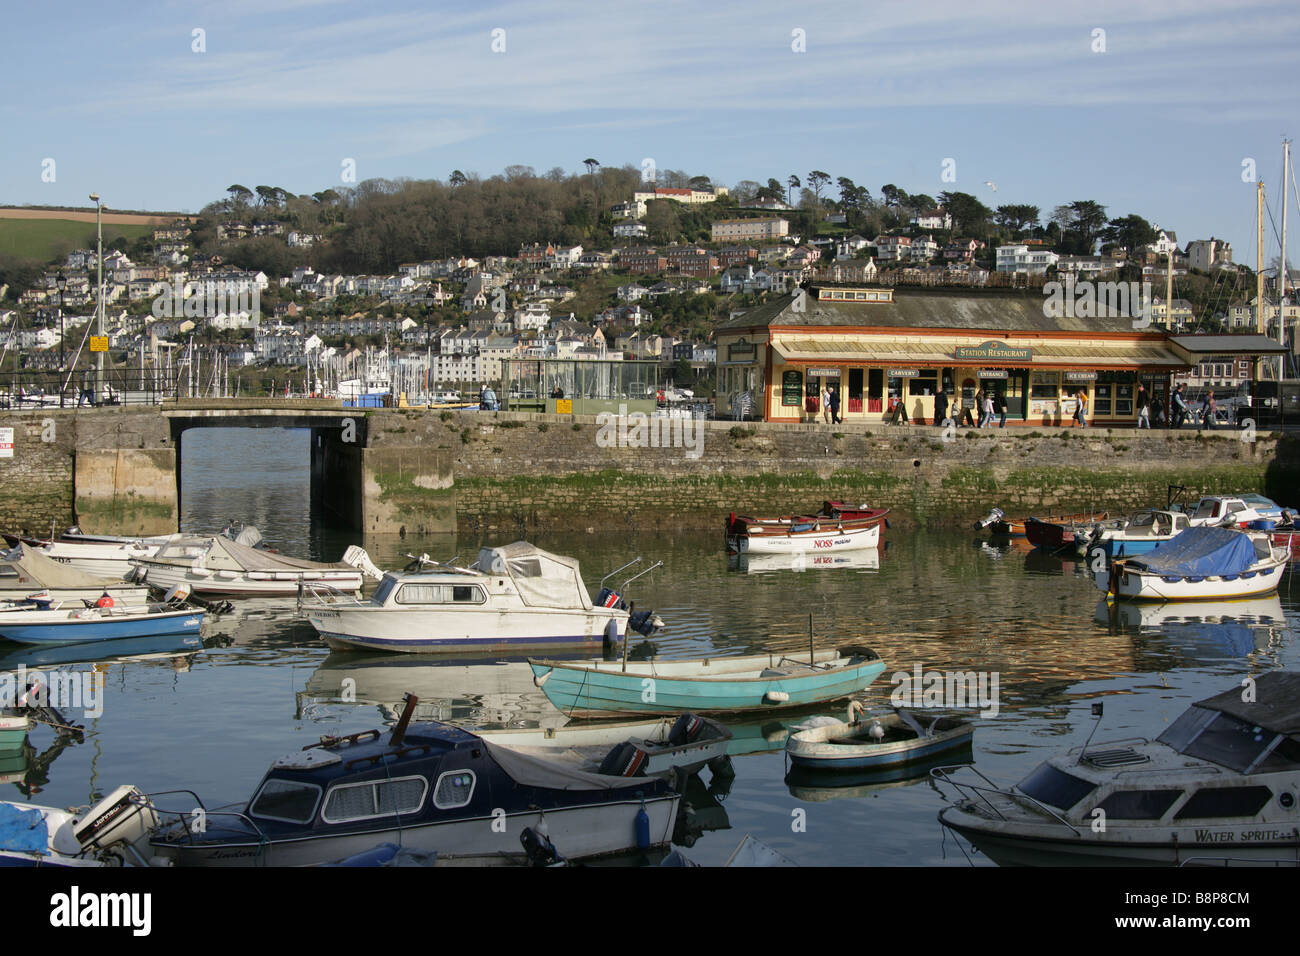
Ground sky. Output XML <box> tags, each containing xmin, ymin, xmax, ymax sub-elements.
<box><xmin>3</xmin><ymin>0</ymin><xmax>1299</xmax><ymax>262</ymax></box>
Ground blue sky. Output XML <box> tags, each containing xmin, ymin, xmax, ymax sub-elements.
<box><xmin>3</xmin><ymin>0</ymin><xmax>1299</xmax><ymax>261</ymax></box>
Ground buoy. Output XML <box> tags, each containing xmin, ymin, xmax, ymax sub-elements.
<box><xmin>95</xmin><ymin>591</ymin><xmax>114</xmax><ymax>608</ymax></box>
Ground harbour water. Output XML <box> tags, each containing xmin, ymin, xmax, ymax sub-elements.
<box><xmin>6</xmin><ymin>428</ymin><xmax>1298</xmax><ymax>866</ymax></box>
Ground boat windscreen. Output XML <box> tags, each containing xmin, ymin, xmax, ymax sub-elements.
<box><xmin>1170</xmin><ymin>711</ymin><xmax>1278</xmax><ymax>773</ymax></box>
<box><xmin>1016</xmin><ymin>762</ymin><xmax>1096</xmax><ymax>811</ymax></box>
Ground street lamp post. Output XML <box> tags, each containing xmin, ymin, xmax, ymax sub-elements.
<box><xmin>56</xmin><ymin>271</ymin><xmax>67</xmax><ymax>407</ymax></box>
<box><xmin>89</xmin><ymin>193</ymin><xmax>103</xmax><ymax>406</ymax></box>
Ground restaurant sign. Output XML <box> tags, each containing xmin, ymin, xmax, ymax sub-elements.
<box><xmin>1064</xmin><ymin>370</ymin><xmax>1098</xmax><ymax>382</ymax></box>
<box><xmin>805</xmin><ymin>367</ymin><xmax>842</xmax><ymax>377</ymax></box>
<box><xmin>954</xmin><ymin>341</ymin><xmax>1032</xmax><ymax>363</ymax></box>
<box><xmin>782</xmin><ymin>369</ymin><xmax>803</xmax><ymax>405</ymax></box>
<box><xmin>977</xmin><ymin>369</ymin><xmax>1008</xmax><ymax>379</ymax></box>
<box><xmin>886</xmin><ymin>368</ymin><xmax>919</xmax><ymax>378</ymax></box>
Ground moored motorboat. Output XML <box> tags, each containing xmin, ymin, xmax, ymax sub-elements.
<box><xmin>1080</xmin><ymin>508</ymin><xmax>1191</xmax><ymax>559</ymax></box>
<box><xmin>302</xmin><ymin>543</ymin><xmax>661</xmax><ymax>654</ymax></box>
<box><xmin>785</xmin><ymin>706</ymin><xmax>974</xmax><ymax>771</ymax></box>
<box><xmin>149</xmin><ymin>696</ymin><xmax>681</xmax><ymax>866</ymax></box>
<box><xmin>0</xmin><ymin>601</ymin><xmax>204</xmax><ymax>646</ymax></box>
<box><xmin>132</xmin><ymin>531</ymin><xmax>372</xmax><ymax>598</ymax></box>
<box><xmin>0</xmin><ymin>544</ymin><xmax>151</xmax><ymax>605</ymax></box>
<box><xmin>1025</xmin><ymin>512</ymin><xmax>1109</xmax><ymax>552</ymax></box>
<box><xmin>726</xmin><ymin>503</ymin><xmax>888</xmax><ymax>555</ymax></box>
<box><xmin>529</xmin><ymin>646</ymin><xmax>886</xmax><ymax>718</ymax></box>
<box><xmin>1105</xmin><ymin>526</ymin><xmax>1287</xmax><ymax>602</ymax></box>
<box><xmin>936</xmin><ymin>672</ymin><xmax>1300</xmax><ymax>866</ymax></box>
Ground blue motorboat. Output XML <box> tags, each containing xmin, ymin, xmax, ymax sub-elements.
<box><xmin>0</xmin><ymin>604</ymin><xmax>204</xmax><ymax>646</ymax></box>
<box><xmin>529</xmin><ymin>647</ymin><xmax>886</xmax><ymax>718</ymax></box>
<box><xmin>148</xmin><ymin>695</ymin><xmax>681</xmax><ymax>866</ymax></box>
<box><xmin>1082</xmin><ymin>509</ymin><xmax>1191</xmax><ymax>559</ymax></box>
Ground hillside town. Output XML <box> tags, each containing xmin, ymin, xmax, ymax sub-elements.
<box><xmin>1</xmin><ymin>170</ymin><xmax>1296</xmax><ymax>409</ymax></box>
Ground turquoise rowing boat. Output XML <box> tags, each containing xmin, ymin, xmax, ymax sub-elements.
<box><xmin>528</xmin><ymin>647</ymin><xmax>885</xmax><ymax>718</ymax></box>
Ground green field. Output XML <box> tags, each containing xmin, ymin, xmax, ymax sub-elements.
<box><xmin>0</xmin><ymin>219</ymin><xmax>155</xmax><ymax>263</ymax></box>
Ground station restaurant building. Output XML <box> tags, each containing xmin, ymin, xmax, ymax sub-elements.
<box><xmin>715</xmin><ymin>284</ymin><xmax>1231</xmax><ymax>426</ymax></box>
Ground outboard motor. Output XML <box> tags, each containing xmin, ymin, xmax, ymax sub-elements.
<box><xmin>520</xmin><ymin>826</ymin><xmax>562</xmax><ymax>866</ymax></box>
<box><xmin>594</xmin><ymin>587</ymin><xmax>626</xmax><ymax>610</ymax></box>
<box><xmin>668</xmin><ymin>713</ymin><xmax>704</xmax><ymax>746</ymax></box>
<box><xmin>73</xmin><ymin>786</ymin><xmax>161</xmax><ymax>856</ymax></box>
<box><xmin>974</xmin><ymin>507</ymin><xmax>1005</xmax><ymax>530</ymax></box>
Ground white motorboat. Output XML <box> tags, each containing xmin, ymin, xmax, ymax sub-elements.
<box><xmin>937</xmin><ymin>672</ymin><xmax>1300</xmax><ymax>866</ymax></box>
<box><xmin>1179</xmin><ymin>495</ymin><xmax>1269</xmax><ymax>529</ymax></box>
<box><xmin>132</xmin><ymin>532</ymin><xmax>372</xmax><ymax>597</ymax></box>
<box><xmin>1105</xmin><ymin>526</ymin><xmax>1288</xmax><ymax>601</ymax></box>
<box><xmin>0</xmin><ymin>545</ymin><xmax>151</xmax><ymax>605</ymax></box>
<box><xmin>301</xmin><ymin>542</ymin><xmax>661</xmax><ymax>654</ymax></box>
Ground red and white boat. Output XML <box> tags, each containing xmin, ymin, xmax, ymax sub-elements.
<box><xmin>726</xmin><ymin>502</ymin><xmax>889</xmax><ymax>555</ymax></box>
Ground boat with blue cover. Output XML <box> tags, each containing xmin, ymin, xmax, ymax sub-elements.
<box><xmin>1106</xmin><ymin>526</ymin><xmax>1288</xmax><ymax>601</ymax></box>
<box><xmin>529</xmin><ymin>646</ymin><xmax>886</xmax><ymax>718</ymax></box>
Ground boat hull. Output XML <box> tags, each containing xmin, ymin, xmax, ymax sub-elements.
<box><xmin>136</xmin><ymin>561</ymin><xmax>362</xmax><ymax>597</ymax></box>
<box><xmin>529</xmin><ymin>653</ymin><xmax>887</xmax><ymax>718</ymax></box>
<box><xmin>1108</xmin><ymin>561</ymin><xmax>1285</xmax><ymax>602</ymax></box>
<box><xmin>152</xmin><ymin>794</ymin><xmax>680</xmax><ymax>867</ymax></box>
<box><xmin>0</xmin><ymin>608</ymin><xmax>204</xmax><ymax>645</ymax></box>
<box><xmin>737</xmin><ymin>522</ymin><xmax>880</xmax><ymax>555</ymax></box>
<box><xmin>0</xmin><ymin>716</ymin><xmax>30</xmax><ymax>750</ymax></box>
<box><xmin>939</xmin><ymin>807</ymin><xmax>1300</xmax><ymax>866</ymax></box>
<box><xmin>786</xmin><ymin>717</ymin><xmax>973</xmax><ymax>771</ymax></box>
<box><xmin>308</xmin><ymin>606</ymin><xmax>627</xmax><ymax>654</ymax></box>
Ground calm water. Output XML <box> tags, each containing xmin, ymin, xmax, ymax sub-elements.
<box><xmin>4</xmin><ymin>428</ymin><xmax>1297</xmax><ymax>866</ymax></box>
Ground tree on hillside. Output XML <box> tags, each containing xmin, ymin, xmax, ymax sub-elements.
<box><xmin>787</xmin><ymin>174</ymin><xmax>801</xmax><ymax>206</ymax></box>
<box><xmin>994</xmin><ymin>203</ymin><xmax>1040</xmax><ymax>235</ymax></box>
<box><xmin>1053</xmin><ymin>200</ymin><xmax>1108</xmax><ymax>255</ymax></box>
<box><xmin>937</xmin><ymin>191</ymin><xmax>993</xmax><ymax>237</ymax></box>
<box><xmin>583</xmin><ymin>158</ymin><xmax>600</xmax><ymax>177</ymax></box>
<box><xmin>449</xmin><ymin>170</ymin><xmax>469</xmax><ymax>187</ymax></box>
<box><xmin>807</xmin><ymin>171</ymin><xmax>831</xmax><ymax>206</ymax></box>
<box><xmin>881</xmin><ymin>184</ymin><xmax>908</xmax><ymax>209</ymax></box>
<box><xmin>227</xmin><ymin>184</ymin><xmax>253</xmax><ymax>209</ymax></box>
<box><xmin>1099</xmin><ymin>214</ymin><xmax>1158</xmax><ymax>260</ymax></box>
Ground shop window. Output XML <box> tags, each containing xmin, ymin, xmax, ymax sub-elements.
<box><xmin>909</xmin><ymin>370</ymin><xmax>938</xmax><ymax>397</ymax></box>
<box><xmin>1030</xmin><ymin>371</ymin><xmax>1061</xmax><ymax>400</ymax></box>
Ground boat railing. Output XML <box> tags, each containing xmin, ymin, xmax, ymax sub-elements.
<box><xmin>1064</xmin><ymin>736</ymin><xmax>1150</xmax><ymax>756</ymax></box>
<box><xmin>297</xmin><ymin>581</ymin><xmax>371</xmax><ymax>610</ymax></box>
<box><xmin>930</xmin><ymin>765</ymin><xmax>1082</xmax><ymax>835</ymax></box>
<box><xmin>133</xmin><ymin>789</ymin><xmax>272</xmax><ymax>856</ymax></box>
<box><xmin>1178</xmin><ymin>854</ymin><xmax>1300</xmax><ymax>868</ymax></box>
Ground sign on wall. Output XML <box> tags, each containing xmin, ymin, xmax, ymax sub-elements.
<box><xmin>555</xmin><ymin>399</ymin><xmax>572</xmax><ymax>414</ymax></box>
<box><xmin>1064</xmin><ymin>370</ymin><xmax>1098</xmax><ymax>382</ymax></box>
<box><xmin>886</xmin><ymin>368</ymin><xmax>919</xmax><ymax>378</ymax></box>
<box><xmin>782</xmin><ymin>369</ymin><xmax>803</xmax><ymax>406</ymax></box>
<box><xmin>977</xmin><ymin>369</ymin><xmax>1009</xmax><ymax>379</ymax></box>
<box><xmin>954</xmin><ymin>341</ymin><xmax>1032</xmax><ymax>363</ymax></box>
<box><xmin>0</xmin><ymin>428</ymin><xmax>12</xmax><ymax>458</ymax></box>
<box><xmin>804</xmin><ymin>367</ymin><xmax>841</xmax><ymax>378</ymax></box>
<box><xmin>90</xmin><ymin>336</ymin><xmax>109</xmax><ymax>353</ymax></box>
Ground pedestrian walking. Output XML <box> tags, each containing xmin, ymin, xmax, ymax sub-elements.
<box><xmin>1074</xmin><ymin>389</ymin><xmax>1089</xmax><ymax>428</ymax></box>
<box><xmin>821</xmin><ymin>384</ymin><xmax>832</xmax><ymax>424</ymax></box>
<box><xmin>934</xmin><ymin>385</ymin><xmax>949</xmax><ymax>426</ymax></box>
<box><xmin>992</xmin><ymin>388</ymin><xmax>1007</xmax><ymax>427</ymax></box>
<box><xmin>1171</xmin><ymin>384</ymin><xmax>1188</xmax><ymax>429</ymax></box>
<box><xmin>1200</xmin><ymin>389</ymin><xmax>1216</xmax><ymax>430</ymax></box>
<box><xmin>828</xmin><ymin>385</ymin><xmax>841</xmax><ymax>425</ymax></box>
<box><xmin>1136</xmin><ymin>385</ymin><xmax>1150</xmax><ymax>429</ymax></box>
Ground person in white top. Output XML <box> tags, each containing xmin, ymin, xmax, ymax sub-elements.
<box><xmin>821</xmin><ymin>385</ymin><xmax>832</xmax><ymax>423</ymax></box>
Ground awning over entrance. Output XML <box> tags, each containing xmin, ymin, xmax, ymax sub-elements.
<box><xmin>771</xmin><ymin>337</ymin><xmax>1186</xmax><ymax>369</ymax></box>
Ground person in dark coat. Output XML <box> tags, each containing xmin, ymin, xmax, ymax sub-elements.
<box><xmin>934</xmin><ymin>386</ymin><xmax>949</xmax><ymax>426</ymax></box>
<box><xmin>828</xmin><ymin>386</ymin><xmax>841</xmax><ymax>425</ymax></box>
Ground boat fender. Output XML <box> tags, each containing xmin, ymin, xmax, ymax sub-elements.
<box><xmin>635</xmin><ymin>798</ymin><xmax>651</xmax><ymax>850</ymax></box>
<box><xmin>765</xmin><ymin>690</ymin><xmax>791</xmax><ymax>703</ymax></box>
<box><xmin>95</xmin><ymin>591</ymin><xmax>114</xmax><ymax>608</ymax></box>
<box><xmin>520</xmin><ymin>826</ymin><xmax>562</xmax><ymax>866</ymax></box>
<box><xmin>668</xmin><ymin>713</ymin><xmax>704</xmax><ymax>746</ymax></box>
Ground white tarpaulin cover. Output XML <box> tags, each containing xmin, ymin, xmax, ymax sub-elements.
<box><xmin>476</xmin><ymin>542</ymin><xmax>593</xmax><ymax>610</ymax></box>
<box><xmin>0</xmin><ymin>544</ymin><xmax>126</xmax><ymax>589</ymax></box>
<box><xmin>481</xmin><ymin>740</ymin><xmax>652</xmax><ymax>791</ymax></box>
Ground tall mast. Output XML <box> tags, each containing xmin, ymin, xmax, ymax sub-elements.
<box><xmin>1257</xmin><ymin>181</ymin><xmax>1267</xmax><ymax>382</ymax></box>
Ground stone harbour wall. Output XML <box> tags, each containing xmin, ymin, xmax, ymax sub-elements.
<box><xmin>363</xmin><ymin>408</ymin><xmax>1295</xmax><ymax>534</ymax></box>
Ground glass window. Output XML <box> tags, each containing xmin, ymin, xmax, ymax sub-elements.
<box><xmin>250</xmin><ymin>778</ymin><xmax>322</xmax><ymax>824</ymax></box>
<box><xmin>1094</xmin><ymin>789</ymin><xmax>1181</xmax><ymax>820</ymax></box>
<box><xmin>396</xmin><ymin>584</ymin><xmax>485</xmax><ymax>605</ymax></box>
<box><xmin>1174</xmin><ymin>786</ymin><xmax>1274</xmax><ymax>820</ymax></box>
<box><xmin>322</xmin><ymin>776</ymin><xmax>427</xmax><ymax>823</ymax></box>
<box><xmin>371</xmin><ymin>576</ymin><xmax>398</xmax><ymax>606</ymax></box>
<box><xmin>1179</xmin><ymin>712</ymin><xmax>1277</xmax><ymax>773</ymax></box>
<box><xmin>1094</xmin><ymin>383</ymin><xmax>1112</xmax><ymax>416</ymax></box>
<box><xmin>433</xmin><ymin>770</ymin><xmax>477</xmax><ymax>809</ymax></box>
<box><xmin>1030</xmin><ymin>371</ymin><xmax>1061</xmax><ymax>400</ymax></box>
<box><xmin>909</xmin><ymin>370</ymin><xmax>938</xmax><ymax>396</ymax></box>
<box><xmin>1017</xmin><ymin>763</ymin><xmax>1097</xmax><ymax>811</ymax></box>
